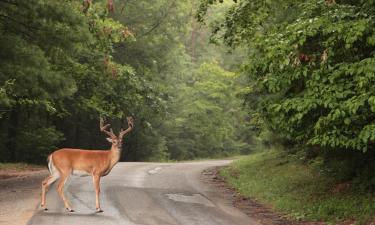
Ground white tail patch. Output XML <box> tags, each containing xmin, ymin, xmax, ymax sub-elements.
<box><xmin>48</xmin><ymin>155</ymin><xmax>60</xmax><ymax>176</ymax></box>
<box><xmin>47</xmin><ymin>155</ymin><xmax>53</xmax><ymax>174</ymax></box>
<box><xmin>45</xmin><ymin>155</ymin><xmax>60</xmax><ymax>186</ymax></box>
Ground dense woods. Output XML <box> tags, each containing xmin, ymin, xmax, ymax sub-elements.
<box><xmin>0</xmin><ymin>0</ymin><xmax>250</xmax><ymax>163</ymax></box>
<box><xmin>196</xmin><ymin>0</ymin><xmax>375</xmax><ymax>222</ymax></box>
<box><xmin>1</xmin><ymin>0</ymin><xmax>374</xmax><ymax>187</ymax></box>
<box><xmin>199</xmin><ymin>0</ymin><xmax>375</xmax><ymax>188</ymax></box>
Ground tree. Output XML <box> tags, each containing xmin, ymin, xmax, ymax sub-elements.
<box><xmin>165</xmin><ymin>62</ymin><xmax>250</xmax><ymax>159</ymax></box>
<box><xmin>199</xmin><ymin>0</ymin><xmax>375</xmax><ymax>153</ymax></box>
<box><xmin>198</xmin><ymin>0</ymin><xmax>375</xmax><ymax>184</ymax></box>
<box><xmin>0</xmin><ymin>0</ymin><xmax>154</xmax><ymax>162</ymax></box>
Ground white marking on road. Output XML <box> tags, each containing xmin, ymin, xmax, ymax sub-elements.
<box><xmin>166</xmin><ymin>193</ymin><xmax>215</xmax><ymax>207</ymax></box>
<box><xmin>147</xmin><ymin>167</ymin><xmax>162</xmax><ymax>175</ymax></box>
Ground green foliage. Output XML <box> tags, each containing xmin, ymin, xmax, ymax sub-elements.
<box><xmin>0</xmin><ymin>0</ymin><xmax>250</xmax><ymax>163</ymax></box>
<box><xmin>16</xmin><ymin>127</ymin><xmax>64</xmax><ymax>163</ymax></box>
<box><xmin>200</xmin><ymin>2</ymin><xmax>375</xmax><ymax>220</ymax></box>
<box><xmin>0</xmin><ymin>80</ymin><xmax>14</xmax><ymax>117</ymax></box>
<box><xmin>165</xmin><ymin>62</ymin><xmax>250</xmax><ymax>159</ymax></box>
<box><xmin>107</xmin><ymin>0</ymin><xmax>193</xmax><ymax>161</ymax></box>
<box><xmin>111</xmin><ymin>0</ymin><xmax>251</xmax><ymax>160</ymax></box>
<box><xmin>0</xmin><ymin>0</ymin><xmax>160</xmax><ymax>162</ymax></box>
<box><xmin>200</xmin><ymin>0</ymin><xmax>375</xmax><ymax>153</ymax></box>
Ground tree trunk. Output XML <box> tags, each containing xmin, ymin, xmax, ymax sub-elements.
<box><xmin>7</xmin><ymin>106</ymin><xmax>18</xmax><ymax>162</ymax></box>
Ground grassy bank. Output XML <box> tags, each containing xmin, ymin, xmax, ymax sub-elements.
<box><xmin>220</xmin><ymin>150</ymin><xmax>375</xmax><ymax>224</ymax></box>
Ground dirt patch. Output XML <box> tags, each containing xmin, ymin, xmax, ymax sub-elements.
<box><xmin>201</xmin><ymin>166</ymin><xmax>325</xmax><ymax>225</ymax></box>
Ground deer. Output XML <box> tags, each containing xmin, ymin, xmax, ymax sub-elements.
<box><xmin>41</xmin><ymin>117</ymin><xmax>134</xmax><ymax>213</ymax></box>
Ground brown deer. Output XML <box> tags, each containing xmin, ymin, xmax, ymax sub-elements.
<box><xmin>41</xmin><ymin>117</ymin><xmax>134</xmax><ymax>213</ymax></box>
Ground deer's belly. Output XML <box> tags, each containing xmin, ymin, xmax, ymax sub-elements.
<box><xmin>72</xmin><ymin>170</ymin><xmax>90</xmax><ymax>177</ymax></box>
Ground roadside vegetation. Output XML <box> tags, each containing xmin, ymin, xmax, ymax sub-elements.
<box><xmin>197</xmin><ymin>0</ymin><xmax>375</xmax><ymax>224</ymax></box>
<box><xmin>221</xmin><ymin>149</ymin><xmax>375</xmax><ymax>224</ymax></box>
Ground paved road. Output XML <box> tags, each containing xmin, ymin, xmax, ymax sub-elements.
<box><xmin>27</xmin><ymin>161</ymin><xmax>259</xmax><ymax>225</ymax></box>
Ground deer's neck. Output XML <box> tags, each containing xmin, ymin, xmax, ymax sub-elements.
<box><xmin>109</xmin><ymin>145</ymin><xmax>121</xmax><ymax>168</ymax></box>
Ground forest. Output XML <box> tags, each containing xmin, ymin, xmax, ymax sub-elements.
<box><xmin>0</xmin><ymin>0</ymin><xmax>251</xmax><ymax>163</ymax></box>
<box><xmin>0</xmin><ymin>0</ymin><xmax>374</xmax><ymax>223</ymax></box>
<box><xmin>198</xmin><ymin>0</ymin><xmax>375</xmax><ymax>188</ymax></box>
<box><xmin>197</xmin><ymin>0</ymin><xmax>375</xmax><ymax>223</ymax></box>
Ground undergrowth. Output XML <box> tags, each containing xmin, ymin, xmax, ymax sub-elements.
<box><xmin>220</xmin><ymin>149</ymin><xmax>375</xmax><ymax>225</ymax></box>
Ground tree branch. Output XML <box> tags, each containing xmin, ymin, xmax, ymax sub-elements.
<box><xmin>0</xmin><ymin>14</ymin><xmax>40</xmax><ymax>31</ymax></box>
<box><xmin>138</xmin><ymin>2</ymin><xmax>176</xmax><ymax>38</ymax></box>
<box><xmin>0</xmin><ymin>0</ymin><xmax>18</xmax><ymax>6</ymax></box>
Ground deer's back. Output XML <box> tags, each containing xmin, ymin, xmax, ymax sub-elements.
<box><xmin>51</xmin><ymin>148</ymin><xmax>111</xmax><ymax>174</ymax></box>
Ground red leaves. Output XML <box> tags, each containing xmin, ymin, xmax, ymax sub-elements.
<box><xmin>290</xmin><ymin>50</ymin><xmax>328</xmax><ymax>67</ymax></box>
<box><xmin>299</xmin><ymin>53</ymin><xmax>311</xmax><ymax>63</ymax></box>
<box><xmin>103</xmin><ymin>56</ymin><xmax>119</xmax><ymax>78</ymax></box>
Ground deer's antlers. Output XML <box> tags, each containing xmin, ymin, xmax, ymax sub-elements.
<box><xmin>100</xmin><ymin>117</ymin><xmax>134</xmax><ymax>139</ymax></box>
<box><xmin>99</xmin><ymin>118</ymin><xmax>116</xmax><ymax>138</ymax></box>
<box><xmin>119</xmin><ymin>117</ymin><xmax>134</xmax><ymax>139</ymax></box>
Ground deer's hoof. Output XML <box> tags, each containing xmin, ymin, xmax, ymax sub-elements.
<box><xmin>96</xmin><ymin>208</ymin><xmax>103</xmax><ymax>213</ymax></box>
<box><xmin>66</xmin><ymin>208</ymin><xmax>74</xmax><ymax>212</ymax></box>
<box><xmin>41</xmin><ymin>204</ymin><xmax>48</xmax><ymax>211</ymax></box>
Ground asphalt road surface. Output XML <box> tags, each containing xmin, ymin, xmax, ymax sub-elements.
<box><xmin>27</xmin><ymin>161</ymin><xmax>259</xmax><ymax>225</ymax></box>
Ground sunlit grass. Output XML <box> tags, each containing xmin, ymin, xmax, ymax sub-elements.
<box><xmin>220</xmin><ymin>149</ymin><xmax>375</xmax><ymax>224</ymax></box>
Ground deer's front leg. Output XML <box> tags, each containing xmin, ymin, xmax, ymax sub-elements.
<box><xmin>57</xmin><ymin>173</ymin><xmax>74</xmax><ymax>212</ymax></box>
<box><xmin>93</xmin><ymin>175</ymin><xmax>103</xmax><ymax>213</ymax></box>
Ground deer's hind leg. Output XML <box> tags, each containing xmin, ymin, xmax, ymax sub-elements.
<box><xmin>41</xmin><ymin>154</ymin><xmax>59</xmax><ymax>210</ymax></box>
<box><xmin>41</xmin><ymin>173</ymin><xmax>59</xmax><ymax>210</ymax></box>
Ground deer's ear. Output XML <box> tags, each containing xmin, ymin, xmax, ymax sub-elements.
<box><xmin>106</xmin><ymin>138</ymin><xmax>113</xmax><ymax>143</ymax></box>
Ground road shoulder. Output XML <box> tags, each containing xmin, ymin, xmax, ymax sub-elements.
<box><xmin>201</xmin><ymin>166</ymin><xmax>322</xmax><ymax>225</ymax></box>
<box><xmin>0</xmin><ymin>170</ymin><xmax>48</xmax><ymax>225</ymax></box>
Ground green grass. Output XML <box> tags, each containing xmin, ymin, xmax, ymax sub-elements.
<box><xmin>220</xmin><ymin>149</ymin><xmax>375</xmax><ymax>224</ymax></box>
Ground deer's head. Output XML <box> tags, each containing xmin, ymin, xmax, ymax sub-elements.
<box><xmin>100</xmin><ymin>117</ymin><xmax>134</xmax><ymax>149</ymax></box>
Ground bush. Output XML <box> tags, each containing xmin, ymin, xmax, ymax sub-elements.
<box><xmin>16</xmin><ymin>127</ymin><xmax>64</xmax><ymax>163</ymax></box>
